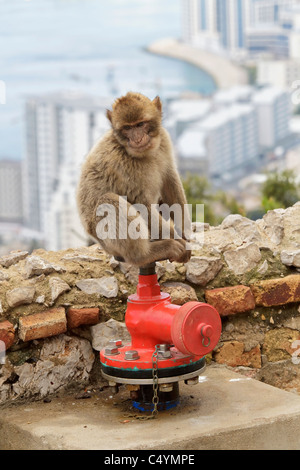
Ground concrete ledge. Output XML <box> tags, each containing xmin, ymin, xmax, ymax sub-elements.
<box><xmin>1</xmin><ymin>366</ymin><xmax>300</xmax><ymax>450</ymax></box>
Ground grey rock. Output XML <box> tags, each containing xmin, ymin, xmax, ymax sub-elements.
<box><xmin>6</xmin><ymin>286</ymin><xmax>36</xmax><ymax>308</ymax></box>
<box><xmin>281</xmin><ymin>250</ymin><xmax>300</xmax><ymax>268</ymax></box>
<box><xmin>12</xmin><ymin>335</ymin><xmax>94</xmax><ymax>399</ymax></box>
<box><xmin>261</xmin><ymin>209</ymin><xmax>285</xmax><ymax>245</ymax></box>
<box><xmin>281</xmin><ymin>203</ymin><xmax>300</xmax><ymax>249</ymax></box>
<box><xmin>257</xmin><ymin>260</ymin><xmax>269</xmax><ymax>275</ymax></box>
<box><xmin>76</xmin><ymin>276</ymin><xmax>118</xmax><ymax>298</ymax></box>
<box><xmin>90</xmin><ymin>318</ymin><xmax>131</xmax><ymax>351</ymax></box>
<box><xmin>61</xmin><ymin>254</ymin><xmax>101</xmax><ymax>263</ymax></box>
<box><xmin>202</xmin><ymin>227</ymin><xmax>243</xmax><ymax>252</ymax></box>
<box><xmin>185</xmin><ymin>256</ymin><xmax>223</xmax><ymax>286</ymax></box>
<box><xmin>0</xmin><ymin>251</ymin><xmax>28</xmax><ymax>268</ymax></box>
<box><xmin>25</xmin><ymin>255</ymin><xmax>64</xmax><ymax>278</ymax></box>
<box><xmin>49</xmin><ymin>277</ymin><xmax>71</xmax><ymax>304</ymax></box>
<box><xmin>35</xmin><ymin>295</ymin><xmax>45</xmax><ymax>304</ymax></box>
<box><xmin>221</xmin><ymin>214</ymin><xmax>252</xmax><ymax>230</ymax></box>
<box><xmin>221</xmin><ymin>214</ymin><xmax>262</xmax><ymax>244</ymax></box>
<box><xmin>119</xmin><ymin>263</ymin><xmax>139</xmax><ymax>285</ymax></box>
<box><xmin>109</xmin><ymin>256</ymin><xmax>120</xmax><ymax>269</ymax></box>
<box><xmin>0</xmin><ymin>270</ymin><xmax>10</xmax><ymax>281</ymax></box>
<box><xmin>282</xmin><ymin>316</ymin><xmax>300</xmax><ymax>330</ymax></box>
<box><xmin>224</xmin><ymin>243</ymin><xmax>262</xmax><ymax>275</ymax></box>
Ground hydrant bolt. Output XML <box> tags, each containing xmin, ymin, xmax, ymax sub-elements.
<box><xmin>104</xmin><ymin>346</ymin><xmax>119</xmax><ymax>356</ymax></box>
<box><xmin>109</xmin><ymin>339</ymin><xmax>123</xmax><ymax>348</ymax></box>
<box><xmin>125</xmin><ymin>350</ymin><xmax>140</xmax><ymax>361</ymax></box>
<box><xmin>159</xmin><ymin>383</ymin><xmax>174</xmax><ymax>393</ymax></box>
<box><xmin>157</xmin><ymin>344</ymin><xmax>172</xmax><ymax>359</ymax></box>
<box><xmin>185</xmin><ymin>377</ymin><xmax>199</xmax><ymax>386</ymax></box>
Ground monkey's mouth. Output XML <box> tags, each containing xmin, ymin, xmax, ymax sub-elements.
<box><xmin>128</xmin><ymin>138</ymin><xmax>151</xmax><ymax>151</ymax></box>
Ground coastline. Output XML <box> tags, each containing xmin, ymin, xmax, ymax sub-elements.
<box><xmin>147</xmin><ymin>38</ymin><xmax>249</xmax><ymax>90</ymax></box>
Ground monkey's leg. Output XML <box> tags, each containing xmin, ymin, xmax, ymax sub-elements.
<box><xmin>148</xmin><ymin>204</ymin><xmax>191</xmax><ymax>263</ymax></box>
<box><xmin>92</xmin><ymin>193</ymin><xmax>189</xmax><ymax>266</ymax></box>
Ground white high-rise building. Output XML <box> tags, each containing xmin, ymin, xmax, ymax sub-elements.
<box><xmin>47</xmin><ymin>160</ymin><xmax>87</xmax><ymax>251</ymax></box>
<box><xmin>197</xmin><ymin>103</ymin><xmax>259</xmax><ymax>178</ymax></box>
<box><xmin>23</xmin><ymin>92</ymin><xmax>111</xmax><ymax>249</ymax></box>
<box><xmin>257</xmin><ymin>59</ymin><xmax>300</xmax><ymax>89</ymax></box>
<box><xmin>182</xmin><ymin>0</ymin><xmax>250</xmax><ymax>55</ymax></box>
<box><xmin>216</xmin><ymin>0</ymin><xmax>249</xmax><ymax>53</ymax></box>
<box><xmin>182</xmin><ymin>0</ymin><xmax>220</xmax><ymax>50</ymax></box>
<box><xmin>0</xmin><ymin>159</ymin><xmax>23</xmax><ymax>222</ymax></box>
<box><xmin>252</xmin><ymin>87</ymin><xmax>292</xmax><ymax>148</ymax></box>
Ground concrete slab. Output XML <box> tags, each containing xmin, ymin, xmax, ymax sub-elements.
<box><xmin>1</xmin><ymin>366</ymin><xmax>300</xmax><ymax>450</ymax></box>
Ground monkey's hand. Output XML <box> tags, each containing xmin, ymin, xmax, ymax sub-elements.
<box><xmin>169</xmin><ymin>239</ymin><xmax>191</xmax><ymax>264</ymax></box>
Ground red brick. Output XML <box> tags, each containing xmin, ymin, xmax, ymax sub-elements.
<box><xmin>19</xmin><ymin>307</ymin><xmax>67</xmax><ymax>342</ymax></box>
<box><xmin>205</xmin><ymin>285</ymin><xmax>255</xmax><ymax>317</ymax></box>
<box><xmin>251</xmin><ymin>274</ymin><xmax>300</xmax><ymax>307</ymax></box>
<box><xmin>0</xmin><ymin>321</ymin><xmax>15</xmax><ymax>349</ymax></box>
<box><xmin>67</xmin><ymin>307</ymin><xmax>100</xmax><ymax>329</ymax></box>
<box><xmin>214</xmin><ymin>341</ymin><xmax>261</xmax><ymax>369</ymax></box>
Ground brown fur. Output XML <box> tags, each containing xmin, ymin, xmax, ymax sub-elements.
<box><xmin>77</xmin><ymin>92</ymin><xmax>191</xmax><ymax>267</ymax></box>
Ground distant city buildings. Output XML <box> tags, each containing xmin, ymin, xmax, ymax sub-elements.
<box><xmin>23</xmin><ymin>92</ymin><xmax>111</xmax><ymax>250</ymax></box>
<box><xmin>167</xmin><ymin>85</ymin><xmax>292</xmax><ymax>181</ymax></box>
<box><xmin>182</xmin><ymin>0</ymin><xmax>300</xmax><ymax>58</ymax></box>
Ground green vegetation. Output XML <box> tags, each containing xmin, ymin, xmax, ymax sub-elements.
<box><xmin>182</xmin><ymin>169</ymin><xmax>300</xmax><ymax>226</ymax></box>
<box><xmin>182</xmin><ymin>173</ymin><xmax>245</xmax><ymax>225</ymax></box>
<box><xmin>261</xmin><ymin>169</ymin><xmax>299</xmax><ymax>212</ymax></box>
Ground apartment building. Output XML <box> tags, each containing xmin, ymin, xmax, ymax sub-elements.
<box><xmin>23</xmin><ymin>92</ymin><xmax>111</xmax><ymax>248</ymax></box>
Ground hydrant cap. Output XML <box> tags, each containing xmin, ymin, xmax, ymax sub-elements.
<box><xmin>171</xmin><ymin>302</ymin><xmax>222</xmax><ymax>356</ymax></box>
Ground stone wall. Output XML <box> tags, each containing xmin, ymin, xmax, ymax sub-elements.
<box><xmin>0</xmin><ymin>203</ymin><xmax>299</xmax><ymax>403</ymax></box>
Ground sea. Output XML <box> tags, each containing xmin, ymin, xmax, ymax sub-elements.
<box><xmin>0</xmin><ymin>0</ymin><xmax>217</xmax><ymax>159</ymax></box>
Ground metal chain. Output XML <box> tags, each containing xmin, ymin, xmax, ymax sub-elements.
<box><xmin>122</xmin><ymin>345</ymin><xmax>159</xmax><ymax>421</ymax></box>
<box><xmin>151</xmin><ymin>345</ymin><xmax>159</xmax><ymax>419</ymax></box>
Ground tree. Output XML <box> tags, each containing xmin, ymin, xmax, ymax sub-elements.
<box><xmin>182</xmin><ymin>174</ymin><xmax>217</xmax><ymax>225</ymax></box>
<box><xmin>182</xmin><ymin>173</ymin><xmax>245</xmax><ymax>225</ymax></box>
<box><xmin>261</xmin><ymin>170</ymin><xmax>299</xmax><ymax>212</ymax></box>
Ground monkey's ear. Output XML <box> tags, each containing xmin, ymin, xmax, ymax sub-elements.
<box><xmin>106</xmin><ymin>109</ymin><xmax>113</xmax><ymax>123</ymax></box>
<box><xmin>153</xmin><ymin>96</ymin><xmax>162</xmax><ymax>113</ymax></box>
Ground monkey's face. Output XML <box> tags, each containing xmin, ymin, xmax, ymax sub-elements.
<box><xmin>107</xmin><ymin>92</ymin><xmax>162</xmax><ymax>158</ymax></box>
<box><xmin>120</xmin><ymin>121</ymin><xmax>153</xmax><ymax>152</ymax></box>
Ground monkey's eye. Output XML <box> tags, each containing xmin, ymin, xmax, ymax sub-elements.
<box><xmin>123</xmin><ymin>125</ymin><xmax>131</xmax><ymax>131</ymax></box>
<box><xmin>137</xmin><ymin>122</ymin><xmax>144</xmax><ymax>127</ymax></box>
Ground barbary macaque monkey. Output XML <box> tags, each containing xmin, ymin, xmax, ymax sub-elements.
<box><xmin>77</xmin><ymin>92</ymin><xmax>191</xmax><ymax>267</ymax></box>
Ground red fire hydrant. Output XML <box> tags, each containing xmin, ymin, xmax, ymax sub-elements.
<box><xmin>100</xmin><ymin>263</ymin><xmax>222</xmax><ymax>412</ymax></box>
